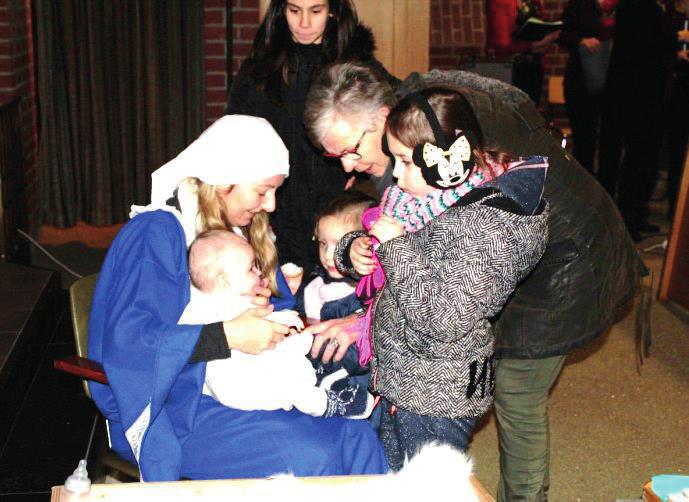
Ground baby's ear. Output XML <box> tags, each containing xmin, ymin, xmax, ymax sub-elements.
<box><xmin>215</xmin><ymin>272</ymin><xmax>232</xmax><ymax>292</ymax></box>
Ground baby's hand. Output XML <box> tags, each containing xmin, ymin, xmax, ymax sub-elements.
<box><xmin>267</xmin><ymin>310</ymin><xmax>304</xmax><ymax>332</ymax></box>
<box><xmin>369</xmin><ymin>215</ymin><xmax>404</xmax><ymax>244</ymax></box>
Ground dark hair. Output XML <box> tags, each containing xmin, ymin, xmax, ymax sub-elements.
<box><xmin>245</xmin><ymin>0</ymin><xmax>359</xmax><ymax>100</ymax></box>
<box><xmin>314</xmin><ymin>190</ymin><xmax>376</xmax><ymax>237</ymax></box>
<box><xmin>386</xmin><ymin>85</ymin><xmax>513</xmax><ymax>172</ymax></box>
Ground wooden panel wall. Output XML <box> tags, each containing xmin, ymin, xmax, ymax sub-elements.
<box><xmin>660</xmin><ymin>149</ymin><xmax>689</xmax><ymax>312</ymax></box>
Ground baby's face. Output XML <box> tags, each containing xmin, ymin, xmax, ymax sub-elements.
<box><xmin>223</xmin><ymin>243</ymin><xmax>261</xmax><ymax>297</ymax></box>
<box><xmin>317</xmin><ymin>216</ymin><xmax>353</xmax><ymax>280</ymax></box>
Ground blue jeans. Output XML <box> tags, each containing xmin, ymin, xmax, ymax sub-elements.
<box><xmin>377</xmin><ymin>398</ymin><xmax>476</xmax><ymax>471</ymax></box>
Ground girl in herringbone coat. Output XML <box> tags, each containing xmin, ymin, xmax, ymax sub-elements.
<box><xmin>337</xmin><ymin>87</ymin><xmax>549</xmax><ymax>470</ymax></box>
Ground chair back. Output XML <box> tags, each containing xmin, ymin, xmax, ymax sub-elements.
<box><xmin>69</xmin><ymin>274</ymin><xmax>98</xmax><ymax>398</ymax></box>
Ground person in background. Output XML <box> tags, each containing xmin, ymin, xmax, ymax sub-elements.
<box><xmin>225</xmin><ymin>0</ymin><xmax>397</xmax><ymax>277</ymax></box>
<box><xmin>597</xmin><ymin>0</ymin><xmax>666</xmax><ymax>241</ymax></box>
<box><xmin>663</xmin><ymin>0</ymin><xmax>689</xmax><ymax>220</ymax></box>
<box><xmin>558</xmin><ymin>0</ymin><xmax>617</xmax><ymax>173</ymax></box>
<box><xmin>303</xmin><ymin>62</ymin><xmax>644</xmax><ymax>500</ymax></box>
<box><xmin>486</xmin><ymin>0</ymin><xmax>561</xmax><ymax>105</ymax></box>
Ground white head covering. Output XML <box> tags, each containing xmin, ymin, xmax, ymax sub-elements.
<box><xmin>151</xmin><ymin>114</ymin><xmax>289</xmax><ymax>205</ymax></box>
<box><xmin>131</xmin><ymin>115</ymin><xmax>289</xmax><ymax>246</ymax></box>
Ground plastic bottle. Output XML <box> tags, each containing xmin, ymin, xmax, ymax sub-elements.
<box><xmin>61</xmin><ymin>459</ymin><xmax>91</xmax><ymax>501</ymax></box>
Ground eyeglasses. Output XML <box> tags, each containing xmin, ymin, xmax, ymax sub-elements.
<box><xmin>322</xmin><ymin>129</ymin><xmax>368</xmax><ymax>161</ymax></box>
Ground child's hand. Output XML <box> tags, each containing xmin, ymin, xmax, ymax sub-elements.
<box><xmin>267</xmin><ymin>309</ymin><xmax>304</xmax><ymax>332</ymax></box>
<box><xmin>369</xmin><ymin>215</ymin><xmax>404</xmax><ymax>244</ymax></box>
<box><xmin>350</xmin><ymin>236</ymin><xmax>376</xmax><ymax>276</ymax></box>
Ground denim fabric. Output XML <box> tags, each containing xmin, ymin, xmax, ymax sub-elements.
<box><xmin>321</xmin><ymin>293</ymin><xmax>361</xmax><ymax>322</ymax></box>
<box><xmin>378</xmin><ymin>398</ymin><xmax>476</xmax><ymax>471</ymax></box>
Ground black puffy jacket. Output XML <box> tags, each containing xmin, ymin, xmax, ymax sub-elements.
<box><xmin>400</xmin><ymin>70</ymin><xmax>645</xmax><ymax>359</ymax></box>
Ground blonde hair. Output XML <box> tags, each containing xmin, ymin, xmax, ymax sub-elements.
<box><xmin>193</xmin><ymin>179</ymin><xmax>280</xmax><ymax>295</ymax></box>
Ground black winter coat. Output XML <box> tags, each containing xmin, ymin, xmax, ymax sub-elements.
<box><xmin>400</xmin><ymin>70</ymin><xmax>645</xmax><ymax>359</ymax></box>
<box><xmin>226</xmin><ymin>26</ymin><xmax>395</xmax><ymax>275</ymax></box>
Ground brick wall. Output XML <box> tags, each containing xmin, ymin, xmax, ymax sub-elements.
<box><xmin>203</xmin><ymin>0</ymin><xmax>260</xmax><ymax>126</ymax></box>
<box><xmin>429</xmin><ymin>0</ymin><xmax>569</xmax><ymax>77</ymax></box>
<box><xmin>0</xmin><ymin>0</ymin><xmax>37</xmax><ymax>225</ymax></box>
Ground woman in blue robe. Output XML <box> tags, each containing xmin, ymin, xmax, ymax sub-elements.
<box><xmin>87</xmin><ymin>115</ymin><xmax>387</xmax><ymax>482</ymax></box>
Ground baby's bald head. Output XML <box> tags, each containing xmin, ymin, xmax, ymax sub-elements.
<box><xmin>189</xmin><ymin>230</ymin><xmax>255</xmax><ymax>294</ymax></box>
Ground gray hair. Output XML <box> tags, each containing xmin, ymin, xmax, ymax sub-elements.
<box><xmin>304</xmin><ymin>62</ymin><xmax>398</xmax><ymax>147</ymax></box>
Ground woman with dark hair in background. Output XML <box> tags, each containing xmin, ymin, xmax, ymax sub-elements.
<box><xmin>558</xmin><ymin>0</ymin><xmax>617</xmax><ymax>173</ymax></box>
<box><xmin>226</xmin><ymin>0</ymin><xmax>396</xmax><ymax>277</ymax></box>
<box><xmin>486</xmin><ymin>0</ymin><xmax>561</xmax><ymax>105</ymax></box>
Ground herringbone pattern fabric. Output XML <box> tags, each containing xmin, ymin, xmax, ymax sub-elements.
<box><xmin>371</xmin><ymin>197</ymin><xmax>548</xmax><ymax>418</ymax></box>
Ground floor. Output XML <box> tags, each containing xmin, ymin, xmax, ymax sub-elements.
<box><xmin>0</xmin><ymin>184</ymin><xmax>686</xmax><ymax>501</ymax></box>
<box><xmin>0</xmin><ymin>292</ymin><xmax>100</xmax><ymax>501</ymax></box>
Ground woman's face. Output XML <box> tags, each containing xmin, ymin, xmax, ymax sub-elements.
<box><xmin>219</xmin><ymin>175</ymin><xmax>285</xmax><ymax>227</ymax></box>
<box><xmin>387</xmin><ymin>133</ymin><xmax>435</xmax><ymax>199</ymax></box>
<box><xmin>284</xmin><ymin>0</ymin><xmax>330</xmax><ymax>45</ymax></box>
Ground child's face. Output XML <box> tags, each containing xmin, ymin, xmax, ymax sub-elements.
<box><xmin>387</xmin><ymin>132</ymin><xmax>435</xmax><ymax>199</ymax></box>
<box><xmin>222</xmin><ymin>242</ymin><xmax>262</xmax><ymax>296</ymax></box>
<box><xmin>317</xmin><ymin>215</ymin><xmax>352</xmax><ymax>279</ymax></box>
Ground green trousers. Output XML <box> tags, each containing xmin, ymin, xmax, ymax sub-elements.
<box><xmin>495</xmin><ymin>355</ymin><xmax>567</xmax><ymax>502</ymax></box>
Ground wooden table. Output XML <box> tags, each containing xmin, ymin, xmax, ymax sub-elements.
<box><xmin>52</xmin><ymin>473</ymin><xmax>495</xmax><ymax>501</ymax></box>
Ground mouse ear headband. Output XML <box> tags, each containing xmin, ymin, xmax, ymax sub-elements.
<box><xmin>407</xmin><ymin>93</ymin><xmax>478</xmax><ymax>189</ymax></box>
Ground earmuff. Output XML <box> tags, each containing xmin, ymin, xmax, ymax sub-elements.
<box><xmin>406</xmin><ymin>93</ymin><xmax>478</xmax><ymax>189</ymax></box>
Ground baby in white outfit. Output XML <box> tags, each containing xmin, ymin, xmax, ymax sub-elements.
<box><xmin>178</xmin><ymin>230</ymin><xmax>327</xmax><ymax>416</ymax></box>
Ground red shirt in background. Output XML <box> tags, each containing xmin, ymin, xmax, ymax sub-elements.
<box><xmin>486</xmin><ymin>0</ymin><xmax>545</xmax><ymax>55</ymax></box>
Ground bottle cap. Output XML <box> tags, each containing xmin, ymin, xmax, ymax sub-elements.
<box><xmin>64</xmin><ymin>459</ymin><xmax>91</xmax><ymax>494</ymax></box>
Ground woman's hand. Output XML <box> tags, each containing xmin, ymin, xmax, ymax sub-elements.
<box><xmin>306</xmin><ymin>314</ymin><xmax>359</xmax><ymax>363</ymax></box>
<box><xmin>369</xmin><ymin>215</ymin><xmax>404</xmax><ymax>244</ymax></box>
<box><xmin>531</xmin><ymin>30</ymin><xmax>561</xmax><ymax>53</ymax></box>
<box><xmin>350</xmin><ymin>235</ymin><xmax>376</xmax><ymax>276</ymax></box>
<box><xmin>580</xmin><ymin>37</ymin><xmax>601</xmax><ymax>53</ymax></box>
<box><xmin>679</xmin><ymin>49</ymin><xmax>689</xmax><ymax>63</ymax></box>
<box><xmin>223</xmin><ymin>305</ymin><xmax>290</xmax><ymax>355</ymax></box>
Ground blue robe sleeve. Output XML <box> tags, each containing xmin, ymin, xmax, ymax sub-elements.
<box><xmin>88</xmin><ymin>211</ymin><xmax>204</xmax><ymax>481</ymax></box>
<box><xmin>270</xmin><ymin>265</ymin><xmax>296</xmax><ymax>311</ymax></box>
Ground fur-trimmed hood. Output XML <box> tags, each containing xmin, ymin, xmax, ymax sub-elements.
<box><xmin>342</xmin><ymin>23</ymin><xmax>377</xmax><ymax>61</ymax></box>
